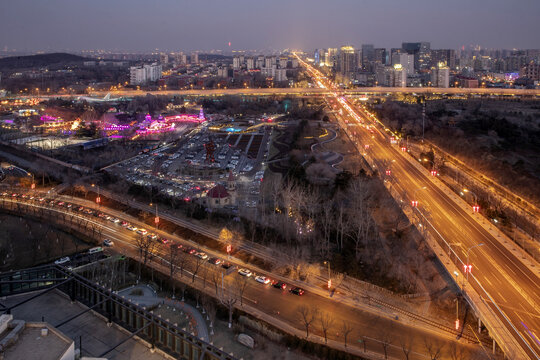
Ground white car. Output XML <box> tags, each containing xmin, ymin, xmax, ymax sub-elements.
<box><xmin>238</xmin><ymin>268</ymin><xmax>252</xmax><ymax>277</ymax></box>
<box><xmin>255</xmin><ymin>276</ymin><xmax>271</xmax><ymax>284</ymax></box>
<box><xmin>54</xmin><ymin>257</ymin><xmax>70</xmax><ymax>265</ymax></box>
<box><xmin>103</xmin><ymin>239</ymin><xmax>114</xmax><ymax>247</ymax></box>
<box><xmin>136</xmin><ymin>228</ymin><xmax>148</xmax><ymax>235</ymax></box>
<box><xmin>127</xmin><ymin>225</ymin><xmax>138</xmax><ymax>231</ymax></box>
<box><xmin>196</xmin><ymin>252</ymin><xmax>208</xmax><ymax>260</ymax></box>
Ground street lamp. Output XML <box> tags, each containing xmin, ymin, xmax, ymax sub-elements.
<box><xmin>323</xmin><ymin>261</ymin><xmax>331</xmax><ymax>290</ymax></box>
<box><xmin>91</xmin><ymin>184</ymin><xmax>100</xmax><ymax>207</ymax></box>
<box><xmin>465</xmin><ymin>243</ymin><xmax>484</xmax><ymax>281</ymax></box>
<box><xmin>150</xmin><ymin>203</ymin><xmax>159</xmax><ymax>230</ymax></box>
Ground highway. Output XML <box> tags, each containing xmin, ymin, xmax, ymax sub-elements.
<box><xmin>9</xmin><ymin>86</ymin><xmax>540</xmax><ymax>102</ymax></box>
<box><xmin>0</xmin><ymin>193</ymin><xmax>485</xmax><ymax>360</ymax></box>
<box><xmin>296</xmin><ymin>56</ymin><xmax>540</xmax><ymax>359</ymax></box>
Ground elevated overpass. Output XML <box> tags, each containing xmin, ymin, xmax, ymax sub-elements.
<box><xmin>9</xmin><ymin>86</ymin><xmax>540</xmax><ymax>101</ymax></box>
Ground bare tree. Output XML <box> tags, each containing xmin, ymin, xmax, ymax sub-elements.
<box><xmin>234</xmin><ymin>275</ymin><xmax>249</xmax><ymax>307</ymax></box>
<box><xmin>400</xmin><ymin>334</ymin><xmax>414</xmax><ymax>360</ymax></box>
<box><xmin>191</xmin><ymin>255</ymin><xmax>204</xmax><ymax>283</ymax></box>
<box><xmin>319</xmin><ymin>311</ymin><xmax>334</xmax><ymax>344</ymax></box>
<box><xmin>166</xmin><ymin>244</ymin><xmax>181</xmax><ymax>295</ymax></box>
<box><xmin>297</xmin><ymin>305</ymin><xmax>318</xmax><ymax>339</ymax></box>
<box><xmin>220</xmin><ymin>285</ymin><xmax>238</xmax><ymax>329</ymax></box>
<box><xmin>340</xmin><ymin>320</ymin><xmax>353</xmax><ymax>348</ymax></box>
<box><xmin>134</xmin><ymin>234</ymin><xmax>156</xmax><ymax>279</ymax></box>
<box><xmin>449</xmin><ymin>342</ymin><xmax>467</xmax><ymax>360</ymax></box>
<box><xmin>424</xmin><ymin>338</ymin><xmax>444</xmax><ymax>360</ymax></box>
<box><xmin>379</xmin><ymin>329</ymin><xmax>393</xmax><ymax>360</ymax></box>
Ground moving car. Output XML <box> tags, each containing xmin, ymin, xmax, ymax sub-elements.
<box><xmin>103</xmin><ymin>239</ymin><xmax>114</xmax><ymax>247</ymax></box>
<box><xmin>208</xmin><ymin>257</ymin><xmax>222</xmax><ymax>265</ymax></box>
<box><xmin>255</xmin><ymin>276</ymin><xmax>270</xmax><ymax>284</ymax></box>
<box><xmin>196</xmin><ymin>252</ymin><xmax>208</xmax><ymax>260</ymax></box>
<box><xmin>54</xmin><ymin>257</ymin><xmax>70</xmax><ymax>265</ymax></box>
<box><xmin>272</xmin><ymin>281</ymin><xmax>287</xmax><ymax>290</ymax></box>
<box><xmin>136</xmin><ymin>228</ymin><xmax>148</xmax><ymax>235</ymax></box>
<box><xmin>290</xmin><ymin>287</ymin><xmax>305</xmax><ymax>296</ymax></box>
<box><xmin>238</xmin><ymin>268</ymin><xmax>252</xmax><ymax>277</ymax></box>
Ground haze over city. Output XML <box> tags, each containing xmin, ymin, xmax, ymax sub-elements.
<box><xmin>1</xmin><ymin>0</ymin><xmax>540</xmax><ymax>52</ymax></box>
<box><xmin>1</xmin><ymin>1</ymin><xmax>540</xmax><ymax>360</ymax></box>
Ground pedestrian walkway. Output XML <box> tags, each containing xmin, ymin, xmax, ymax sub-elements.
<box><xmin>117</xmin><ymin>285</ymin><xmax>209</xmax><ymax>342</ymax></box>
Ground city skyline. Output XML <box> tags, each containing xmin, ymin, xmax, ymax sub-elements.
<box><xmin>1</xmin><ymin>0</ymin><xmax>539</xmax><ymax>52</ymax></box>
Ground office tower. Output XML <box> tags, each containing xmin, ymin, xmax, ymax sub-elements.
<box><xmin>431</xmin><ymin>62</ymin><xmax>450</xmax><ymax>88</ymax></box>
<box><xmin>339</xmin><ymin>46</ymin><xmax>357</xmax><ymax>76</ymax></box>
<box><xmin>361</xmin><ymin>44</ymin><xmax>374</xmax><ymax>69</ymax></box>
<box><xmin>393</xmin><ymin>64</ymin><xmax>407</xmax><ymax>87</ymax></box>
<box><xmin>374</xmin><ymin>48</ymin><xmax>387</xmax><ymax>65</ymax></box>
<box><xmin>327</xmin><ymin>48</ymin><xmax>338</xmax><ymax>68</ymax></box>
<box><xmin>392</xmin><ymin>53</ymin><xmax>415</xmax><ymax>75</ymax></box>
<box><xmin>402</xmin><ymin>42</ymin><xmax>431</xmax><ymax>71</ymax></box>
<box><xmin>431</xmin><ymin>49</ymin><xmax>456</xmax><ymax>69</ymax></box>
<box><xmin>191</xmin><ymin>53</ymin><xmax>199</xmax><ymax>64</ymax></box>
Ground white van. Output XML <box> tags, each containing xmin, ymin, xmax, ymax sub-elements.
<box><xmin>88</xmin><ymin>247</ymin><xmax>103</xmax><ymax>254</ymax></box>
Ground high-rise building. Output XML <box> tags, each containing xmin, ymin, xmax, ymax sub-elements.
<box><xmin>521</xmin><ymin>63</ymin><xmax>540</xmax><ymax>81</ymax></box>
<box><xmin>191</xmin><ymin>53</ymin><xmax>199</xmax><ymax>64</ymax></box>
<box><xmin>130</xmin><ymin>63</ymin><xmax>162</xmax><ymax>85</ymax></box>
<box><xmin>256</xmin><ymin>56</ymin><xmax>265</xmax><ymax>69</ymax></box>
<box><xmin>390</xmin><ymin>48</ymin><xmax>404</xmax><ymax>65</ymax></box>
<box><xmin>431</xmin><ymin>62</ymin><xmax>450</xmax><ymax>88</ymax></box>
<box><xmin>246</xmin><ymin>57</ymin><xmax>255</xmax><ymax>70</ymax></box>
<box><xmin>327</xmin><ymin>48</ymin><xmax>338</xmax><ymax>68</ymax></box>
<box><xmin>361</xmin><ymin>44</ymin><xmax>375</xmax><ymax>69</ymax></box>
<box><xmin>374</xmin><ymin>48</ymin><xmax>387</xmax><ymax>65</ymax></box>
<box><xmin>431</xmin><ymin>49</ymin><xmax>456</xmax><ymax>70</ymax></box>
<box><xmin>174</xmin><ymin>53</ymin><xmax>187</xmax><ymax>65</ymax></box>
<box><xmin>339</xmin><ymin>46</ymin><xmax>357</xmax><ymax>77</ymax></box>
<box><xmin>265</xmin><ymin>56</ymin><xmax>276</xmax><ymax>69</ymax></box>
<box><xmin>393</xmin><ymin>64</ymin><xmax>407</xmax><ymax>87</ymax></box>
<box><xmin>275</xmin><ymin>68</ymin><xmax>288</xmax><ymax>82</ymax></box>
<box><xmin>159</xmin><ymin>53</ymin><xmax>169</xmax><ymax>64</ymax></box>
<box><xmin>393</xmin><ymin>53</ymin><xmax>415</xmax><ymax>75</ymax></box>
<box><xmin>279</xmin><ymin>57</ymin><xmax>288</xmax><ymax>68</ymax></box>
<box><xmin>233</xmin><ymin>56</ymin><xmax>241</xmax><ymax>70</ymax></box>
<box><xmin>402</xmin><ymin>42</ymin><xmax>431</xmax><ymax>71</ymax></box>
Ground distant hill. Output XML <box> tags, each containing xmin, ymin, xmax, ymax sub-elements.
<box><xmin>0</xmin><ymin>53</ymin><xmax>89</xmax><ymax>70</ymax></box>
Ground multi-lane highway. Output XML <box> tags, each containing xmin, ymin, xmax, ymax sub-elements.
<box><xmin>0</xmin><ymin>192</ymin><xmax>485</xmax><ymax>360</ymax></box>
<box><xmin>9</xmin><ymin>86</ymin><xmax>540</xmax><ymax>102</ymax></box>
<box><xmin>295</xmin><ymin>56</ymin><xmax>540</xmax><ymax>359</ymax></box>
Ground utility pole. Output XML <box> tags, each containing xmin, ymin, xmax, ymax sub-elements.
<box><xmin>422</xmin><ymin>96</ymin><xmax>426</xmax><ymax>142</ymax></box>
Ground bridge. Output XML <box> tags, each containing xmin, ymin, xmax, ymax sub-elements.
<box><xmin>8</xmin><ymin>86</ymin><xmax>540</xmax><ymax>101</ymax></box>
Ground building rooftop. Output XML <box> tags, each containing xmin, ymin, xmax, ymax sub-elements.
<box><xmin>1</xmin><ymin>320</ymin><xmax>73</xmax><ymax>360</ymax></box>
<box><xmin>207</xmin><ymin>184</ymin><xmax>229</xmax><ymax>198</ymax></box>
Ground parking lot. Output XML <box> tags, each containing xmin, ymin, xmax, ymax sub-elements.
<box><xmin>107</xmin><ymin>119</ymin><xmax>274</xmax><ymax>210</ymax></box>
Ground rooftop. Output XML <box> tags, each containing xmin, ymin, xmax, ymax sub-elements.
<box><xmin>1</xmin><ymin>322</ymin><xmax>73</xmax><ymax>360</ymax></box>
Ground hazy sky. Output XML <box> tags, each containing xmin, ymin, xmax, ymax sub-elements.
<box><xmin>1</xmin><ymin>0</ymin><xmax>539</xmax><ymax>52</ymax></box>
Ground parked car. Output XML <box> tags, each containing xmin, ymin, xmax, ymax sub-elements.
<box><xmin>196</xmin><ymin>252</ymin><xmax>208</xmax><ymax>260</ymax></box>
<box><xmin>272</xmin><ymin>281</ymin><xmax>287</xmax><ymax>290</ymax></box>
<box><xmin>103</xmin><ymin>239</ymin><xmax>114</xmax><ymax>247</ymax></box>
<box><xmin>208</xmin><ymin>257</ymin><xmax>222</xmax><ymax>265</ymax></box>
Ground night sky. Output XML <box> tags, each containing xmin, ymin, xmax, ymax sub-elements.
<box><xmin>1</xmin><ymin>0</ymin><xmax>539</xmax><ymax>52</ymax></box>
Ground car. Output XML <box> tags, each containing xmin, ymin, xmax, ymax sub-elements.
<box><xmin>127</xmin><ymin>225</ymin><xmax>137</xmax><ymax>231</ymax></box>
<box><xmin>196</xmin><ymin>252</ymin><xmax>208</xmax><ymax>260</ymax></box>
<box><xmin>98</xmin><ymin>213</ymin><xmax>106</xmax><ymax>218</ymax></box>
<box><xmin>208</xmin><ymin>257</ymin><xmax>222</xmax><ymax>265</ymax></box>
<box><xmin>187</xmin><ymin>248</ymin><xmax>197</xmax><ymax>255</ymax></box>
<box><xmin>290</xmin><ymin>287</ymin><xmax>305</xmax><ymax>296</ymax></box>
<box><xmin>221</xmin><ymin>262</ymin><xmax>233</xmax><ymax>269</ymax></box>
<box><xmin>255</xmin><ymin>276</ymin><xmax>271</xmax><ymax>284</ymax></box>
<box><xmin>77</xmin><ymin>206</ymin><xmax>85</xmax><ymax>212</ymax></box>
<box><xmin>238</xmin><ymin>268</ymin><xmax>252</xmax><ymax>277</ymax></box>
<box><xmin>0</xmin><ymin>192</ymin><xmax>8</xmax><ymax>197</ymax></box>
<box><xmin>103</xmin><ymin>239</ymin><xmax>114</xmax><ymax>247</ymax></box>
<box><xmin>38</xmin><ymin>198</ymin><xmax>45</xmax><ymax>202</ymax></box>
<box><xmin>54</xmin><ymin>257</ymin><xmax>70</xmax><ymax>265</ymax></box>
<box><xmin>136</xmin><ymin>228</ymin><xmax>148</xmax><ymax>235</ymax></box>
<box><xmin>121</xmin><ymin>221</ymin><xmax>129</xmax><ymax>227</ymax></box>
<box><xmin>57</xmin><ymin>201</ymin><xmax>65</xmax><ymax>206</ymax></box>
<box><xmin>272</xmin><ymin>281</ymin><xmax>287</xmax><ymax>290</ymax></box>
<box><xmin>161</xmin><ymin>238</ymin><xmax>170</xmax><ymax>244</ymax></box>
<box><xmin>66</xmin><ymin>203</ymin><xmax>72</xmax><ymax>209</ymax></box>
<box><xmin>147</xmin><ymin>233</ymin><xmax>158</xmax><ymax>240</ymax></box>
<box><xmin>111</xmin><ymin>218</ymin><xmax>120</xmax><ymax>223</ymax></box>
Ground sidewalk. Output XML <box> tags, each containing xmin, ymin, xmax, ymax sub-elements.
<box><xmin>117</xmin><ymin>284</ymin><xmax>209</xmax><ymax>342</ymax></box>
